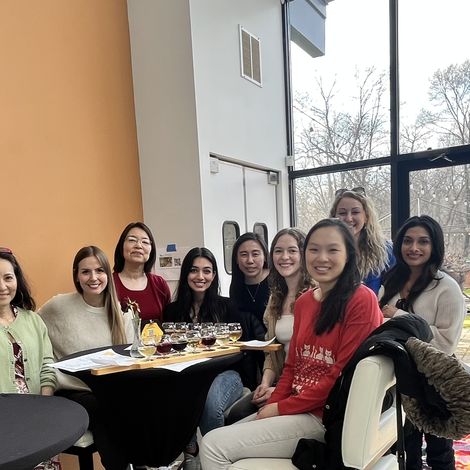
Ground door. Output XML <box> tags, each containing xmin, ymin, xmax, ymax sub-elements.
<box><xmin>205</xmin><ymin>160</ymin><xmax>279</xmax><ymax>295</ymax></box>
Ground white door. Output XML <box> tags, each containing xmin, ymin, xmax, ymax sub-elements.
<box><xmin>204</xmin><ymin>160</ymin><xmax>278</xmax><ymax>295</ymax></box>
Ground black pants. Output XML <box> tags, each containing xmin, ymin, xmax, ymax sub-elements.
<box><xmin>56</xmin><ymin>390</ymin><xmax>129</xmax><ymax>470</ymax></box>
<box><xmin>405</xmin><ymin>420</ymin><xmax>455</xmax><ymax>470</ymax></box>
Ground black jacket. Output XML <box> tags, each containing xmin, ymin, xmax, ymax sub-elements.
<box><xmin>293</xmin><ymin>314</ymin><xmax>439</xmax><ymax>470</ymax></box>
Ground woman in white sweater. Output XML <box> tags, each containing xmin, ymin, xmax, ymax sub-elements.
<box><xmin>40</xmin><ymin>245</ymin><xmax>133</xmax><ymax>470</ymax></box>
<box><xmin>380</xmin><ymin>215</ymin><xmax>465</xmax><ymax>470</ymax></box>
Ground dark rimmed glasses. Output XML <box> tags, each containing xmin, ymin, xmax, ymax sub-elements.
<box><xmin>0</xmin><ymin>247</ymin><xmax>13</xmax><ymax>254</ymax></box>
<box><xmin>334</xmin><ymin>187</ymin><xmax>366</xmax><ymax>197</ymax></box>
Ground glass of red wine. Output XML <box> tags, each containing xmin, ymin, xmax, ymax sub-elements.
<box><xmin>156</xmin><ymin>334</ymin><xmax>173</xmax><ymax>357</ymax></box>
<box><xmin>170</xmin><ymin>332</ymin><xmax>188</xmax><ymax>356</ymax></box>
<box><xmin>200</xmin><ymin>326</ymin><xmax>216</xmax><ymax>351</ymax></box>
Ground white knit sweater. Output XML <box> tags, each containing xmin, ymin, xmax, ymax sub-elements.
<box><xmin>39</xmin><ymin>292</ymin><xmax>133</xmax><ymax>390</ymax></box>
<box><xmin>390</xmin><ymin>271</ymin><xmax>465</xmax><ymax>355</ymax></box>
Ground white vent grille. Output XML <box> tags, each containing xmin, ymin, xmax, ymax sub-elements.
<box><xmin>239</xmin><ymin>26</ymin><xmax>262</xmax><ymax>86</ymax></box>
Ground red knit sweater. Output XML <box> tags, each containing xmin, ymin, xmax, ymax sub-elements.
<box><xmin>268</xmin><ymin>285</ymin><xmax>382</xmax><ymax>417</ymax></box>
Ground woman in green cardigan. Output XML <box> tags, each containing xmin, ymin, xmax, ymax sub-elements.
<box><xmin>0</xmin><ymin>247</ymin><xmax>58</xmax><ymax>469</ymax></box>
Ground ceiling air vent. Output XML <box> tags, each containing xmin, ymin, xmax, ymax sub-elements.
<box><xmin>239</xmin><ymin>26</ymin><xmax>262</xmax><ymax>87</ymax></box>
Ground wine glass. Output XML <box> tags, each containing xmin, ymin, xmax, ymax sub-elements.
<box><xmin>170</xmin><ymin>332</ymin><xmax>188</xmax><ymax>356</ymax></box>
<box><xmin>215</xmin><ymin>323</ymin><xmax>230</xmax><ymax>349</ymax></box>
<box><xmin>138</xmin><ymin>336</ymin><xmax>156</xmax><ymax>361</ymax></box>
<box><xmin>174</xmin><ymin>322</ymin><xmax>188</xmax><ymax>334</ymax></box>
<box><xmin>186</xmin><ymin>329</ymin><xmax>201</xmax><ymax>353</ymax></box>
<box><xmin>156</xmin><ymin>334</ymin><xmax>173</xmax><ymax>357</ymax></box>
<box><xmin>162</xmin><ymin>322</ymin><xmax>175</xmax><ymax>334</ymax></box>
<box><xmin>228</xmin><ymin>323</ymin><xmax>243</xmax><ymax>343</ymax></box>
<box><xmin>200</xmin><ymin>326</ymin><xmax>216</xmax><ymax>351</ymax></box>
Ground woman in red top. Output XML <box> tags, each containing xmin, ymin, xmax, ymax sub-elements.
<box><xmin>200</xmin><ymin>219</ymin><xmax>383</xmax><ymax>469</ymax></box>
<box><xmin>113</xmin><ymin>222</ymin><xmax>171</xmax><ymax>325</ymax></box>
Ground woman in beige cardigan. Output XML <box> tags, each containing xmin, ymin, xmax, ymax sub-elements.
<box><xmin>227</xmin><ymin>228</ymin><xmax>312</xmax><ymax>422</ymax></box>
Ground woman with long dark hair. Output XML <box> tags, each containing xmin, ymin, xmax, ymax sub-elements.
<box><xmin>200</xmin><ymin>219</ymin><xmax>382</xmax><ymax>468</ymax></box>
<box><xmin>113</xmin><ymin>222</ymin><xmax>171</xmax><ymax>324</ymax></box>
<box><xmin>163</xmin><ymin>247</ymin><xmax>264</xmax><ymax>470</ymax></box>
<box><xmin>380</xmin><ymin>215</ymin><xmax>465</xmax><ymax>470</ymax></box>
<box><xmin>40</xmin><ymin>246</ymin><xmax>133</xmax><ymax>470</ymax></box>
<box><xmin>0</xmin><ymin>248</ymin><xmax>58</xmax><ymax>470</ymax></box>
<box><xmin>229</xmin><ymin>232</ymin><xmax>270</xmax><ymax>325</ymax></box>
<box><xmin>330</xmin><ymin>187</ymin><xmax>394</xmax><ymax>294</ymax></box>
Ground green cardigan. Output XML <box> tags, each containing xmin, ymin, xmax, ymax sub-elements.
<box><xmin>0</xmin><ymin>308</ymin><xmax>56</xmax><ymax>394</ymax></box>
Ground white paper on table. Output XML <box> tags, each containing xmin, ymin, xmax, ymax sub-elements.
<box><xmin>154</xmin><ymin>357</ymin><xmax>210</xmax><ymax>372</ymax></box>
<box><xmin>49</xmin><ymin>349</ymin><xmax>136</xmax><ymax>372</ymax></box>
<box><xmin>238</xmin><ymin>337</ymin><xmax>276</xmax><ymax>348</ymax></box>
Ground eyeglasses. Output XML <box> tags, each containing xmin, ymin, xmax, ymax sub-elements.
<box><xmin>125</xmin><ymin>236</ymin><xmax>152</xmax><ymax>247</ymax></box>
<box><xmin>334</xmin><ymin>187</ymin><xmax>366</xmax><ymax>197</ymax></box>
<box><xmin>395</xmin><ymin>298</ymin><xmax>410</xmax><ymax>311</ymax></box>
<box><xmin>0</xmin><ymin>247</ymin><xmax>13</xmax><ymax>254</ymax></box>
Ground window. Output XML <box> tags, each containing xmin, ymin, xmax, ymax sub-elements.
<box><xmin>222</xmin><ymin>221</ymin><xmax>240</xmax><ymax>274</ymax></box>
<box><xmin>240</xmin><ymin>26</ymin><xmax>262</xmax><ymax>86</ymax></box>
<box><xmin>253</xmin><ymin>223</ymin><xmax>268</xmax><ymax>245</ymax></box>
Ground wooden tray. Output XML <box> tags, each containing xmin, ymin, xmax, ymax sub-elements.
<box><xmin>91</xmin><ymin>345</ymin><xmax>241</xmax><ymax>376</ymax></box>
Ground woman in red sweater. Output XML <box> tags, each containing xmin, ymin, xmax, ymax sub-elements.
<box><xmin>200</xmin><ymin>219</ymin><xmax>383</xmax><ymax>469</ymax></box>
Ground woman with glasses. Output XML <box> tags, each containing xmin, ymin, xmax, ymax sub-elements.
<box><xmin>329</xmin><ymin>187</ymin><xmax>394</xmax><ymax>294</ymax></box>
<box><xmin>380</xmin><ymin>215</ymin><xmax>465</xmax><ymax>470</ymax></box>
<box><xmin>0</xmin><ymin>248</ymin><xmax>58</xmax><ymax>469</ymax></box>
<box><xmin>163</xmin><ymin>247</ymin><xmax>264</xmax><ymax>470</ymax></box>
<box><xmin>113</xmin><ymin>222</ymin><xmax>171</xmax><ymax>325</ymax></box>
<box><xmin>40</xmin><ymin>246</ymin><xmax>133</xmax><ymax>470</ymax></box>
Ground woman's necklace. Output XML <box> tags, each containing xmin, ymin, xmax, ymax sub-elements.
<box><xmin>245</xmin><ymin>283</ymin><xmax>261</xmax><ymax>303</ymax></box>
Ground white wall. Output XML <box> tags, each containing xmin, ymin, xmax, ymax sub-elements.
<box><xmin>188</xmin><ymin>0</ymin><xmax>289</xmax><ymax>245</ymax></box>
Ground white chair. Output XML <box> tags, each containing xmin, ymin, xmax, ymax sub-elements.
<box><xmin>229</xmin><ymin>355</ymin><xmax>399</xmax><ymax>470</ymax></box>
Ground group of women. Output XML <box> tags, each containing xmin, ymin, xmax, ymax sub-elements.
<box><xmin>0</xmin><ymin>187</ymin><xmax>465</xmax><ymax>470</ymax></box>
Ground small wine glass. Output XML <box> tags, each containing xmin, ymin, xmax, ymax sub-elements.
<box><xmin>170</xmin><ymin>332</ymin><xmax>188</xmax><ymax>356</ymax></box>
<box><xmin>174</xmin><ymin>322</ymin><xmax>188</xmax><ymax>334</ymax></box>
<box><xmin>228</xmin><ymin>323</ymin><xmax>243</xmax><ymax>343</ymax></box>
<box><xmin>156</xmin><ymin>334</ymin><xmax>173</xmax><ymax>357</ymax></box>
<box><xmin>162</xmin><ymin>322</ymin><xmax>175</xmax><ymax>335</ymax></box>
<box><xmin>215</xmin><ymin>323</ymin><xmax>230</xmax><ymax>349</ymax></box>
<box><xmin>138</xmin><ymin>336</ymin><xmax>156</xmax><ymax>361</ymax></box>
<box><xmin>186</xmin><ymin>329</ymin><xmax>201</xmax><ymax>353</ymax></box>
<box><xmin>200</xmin><ymin>326</ymin><xmax>216</xmax><ymax>351</ymax></box>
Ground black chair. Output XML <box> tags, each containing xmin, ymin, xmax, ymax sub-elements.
<box><xmin>62</xmin><ymin>430</ymin><xmax>96</xmax><ymax>470</ymax></box>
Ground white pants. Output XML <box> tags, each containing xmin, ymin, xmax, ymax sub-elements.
<box><xmin>200</xmin><ymin>412</ymin><xmax>325</xmax><ymax>469</ymax></box>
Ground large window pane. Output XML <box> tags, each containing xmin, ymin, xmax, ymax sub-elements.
<box><xmin>410</xmin><ymin>165</ymin><xmax>470</xmax><ymax>288</ymax></box>
<box><xmin>399</xmin><ymin>0</ymin><xmax>470</xmax><ymax>153</ymax></box>
<box><xmin>294</xmin><ymin>166</ymin><xmax>391</xmax><ymax>236</ymax></box>
<box><xmin>292</xmin><ymin>0</ymin><xmax>390</xmax><ymax>170</ymax></box>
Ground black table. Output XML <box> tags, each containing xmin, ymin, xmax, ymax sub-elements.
<box><xmin>59</xmin><ymin>345</ymin><xmax>242</xmax><ymax>466</ymax></box>
<box><xmin>0</xmin><ymin>393</ymin><xmax>89</xmax><ymax>470</ymax></box>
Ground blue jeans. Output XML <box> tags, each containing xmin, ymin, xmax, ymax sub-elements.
<box><xmin>188</xmin><ymin>370</ymin><xmax>243</xmax><ymax>448</ymax></box>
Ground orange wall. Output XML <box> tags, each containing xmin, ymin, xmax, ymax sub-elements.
<box><xmin>0</xmin><ymin>1</ymin><xmax>142</xmax><ymax>306</ymax></box>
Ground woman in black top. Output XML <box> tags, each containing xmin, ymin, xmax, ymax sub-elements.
<box><xmin>163</xmin><ymin>247</ymin><xmax>264</xmax><ymax>469</ymax></box>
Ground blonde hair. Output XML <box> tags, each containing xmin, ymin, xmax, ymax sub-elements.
<box><xmin>329</xmin><ymin>191</ymin><xmax>388</xmax><ymax>279</ymax></box>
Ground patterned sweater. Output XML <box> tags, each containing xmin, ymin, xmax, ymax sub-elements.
<box><xmin>268</xmin><ymin>285</ymin><xmax>382</xmax><ymax>417</ymax></box>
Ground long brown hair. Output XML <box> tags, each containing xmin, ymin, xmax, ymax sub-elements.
<box><xmin>266</xmin><ymin>228</ymin><xmax>312</xmax><ymax>319</ymax></box>
<box><xmin>73</xmin><ymin>246</ymin><xmax>127</xmax><ymax>344</ymax></box>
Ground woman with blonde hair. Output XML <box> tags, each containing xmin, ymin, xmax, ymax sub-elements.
<box><xmin>329</xmin><ymin>187</ymin><xmax>394</xmax><ymax>294</ymax></box>
<box><xmin>40</xmin><ymin>245</ymin><xmax>133</xmax><ymax>470</ymax></box>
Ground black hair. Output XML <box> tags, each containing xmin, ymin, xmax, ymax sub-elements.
<box><xmin>0</xmin><ymin>251</ymin><xmax>36</xmax><ymax>311</ymax></box>
<box><xmin>380</xmin><ymin>215</ymin><xmax>444</xmax><ymax>310</ymax></box>
<box><xmin>113</xmin><ymin>222</ymin><xmax>157</xmax><ymax>273</ymax></box>
<box><xmin>304</xmin><ymin>218</ymin><xmax>361</xmax><ymax>335</ymax></box>
<box><xmin>229</xmin><ymin>232</ymin><xmax>269</xmax><ymax>303</ymax></box>
<box><xmin>172</xmin><ymin>247</ymin><xmax>224</xmax><ymax>323</ymax></box>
